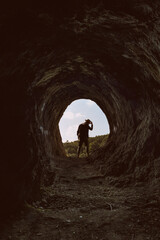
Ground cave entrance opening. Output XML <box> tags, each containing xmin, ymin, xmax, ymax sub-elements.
<box><xmin>59</xmin><ymin>99</ymin><xmax>110</xmax><ymax>158</ymax></box>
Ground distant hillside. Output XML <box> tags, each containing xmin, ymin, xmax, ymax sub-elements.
<box><xmin>63</xmin><ymin>134</ymin><xmax>109</xmax><ymax>157</ymax></box>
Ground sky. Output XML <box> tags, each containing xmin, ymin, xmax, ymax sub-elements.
<box><xmin>59</xmin><ymin>99</ymin><xmax>110</xmax><ymax>142</ymax></box>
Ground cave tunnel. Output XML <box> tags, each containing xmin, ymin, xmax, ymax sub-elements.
<box><xmin>1</xmin><ymin>0</ymin><xmax>160</xmax><ymax>216</ymax></box>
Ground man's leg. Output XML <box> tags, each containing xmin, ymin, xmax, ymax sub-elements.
<box><xmin>77</xmin><ymin>139</ymin><xmax>83</xmax><ymax>158</ymax></box>
<box><xmin>85</xmin><ymin>139</ymin><xmax>89</xmax><ymax>157</ymax></box>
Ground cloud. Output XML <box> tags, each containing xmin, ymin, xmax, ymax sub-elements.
<box><xmin>63</xmin><ymin>111</ymin><xmax>85</xmax><ymax>119</ymax></box>
<box><xmin>75</xmin><ymin>113</ymin><xmax>85</xmax><ymax>118</ymax></box>
<box><xmin>63</xmin><ymin>111</ymin><xmax>74</xmax><ymax>119</ymax></box>
<box><xmin>65</xmin><ymin>124</ymin><xmax>78</xmax><ymax>142</ymax></box>
<box><xmin>86</xmin><ymin>100</ymin><xmax>95</xmax><ymax>106</ymax></box>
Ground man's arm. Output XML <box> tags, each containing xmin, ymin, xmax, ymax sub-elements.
<box><xmin>89</xmin><ymin>121</ymin><xmax>93</xmax><ymax>130</ymax></box>
<box><xmin>77</xmin><ymin>125</ymin><xmax>80</xmax><ymax>136</ymax></box>
<box><xmin>77</xmin><ymin>124</ymin><xmax>82</xmax><ymax>136</ymax></box>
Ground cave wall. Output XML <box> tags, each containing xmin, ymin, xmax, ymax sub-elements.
<box><xmin>1</xmin><ymin>0</ymin><xmax>160</xmax><ymax>215</ymax></box>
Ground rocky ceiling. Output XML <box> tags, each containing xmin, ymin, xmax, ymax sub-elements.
<box><xmin>1</xmin><ymin>0</ymin><xmax>160</xmax><ymax>215</ymax></box>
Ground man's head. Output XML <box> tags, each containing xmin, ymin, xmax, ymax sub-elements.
<box><xmin>85</xmin><ymin>119</ymin><xmax>91</xmax><ymax>124</ymax></box>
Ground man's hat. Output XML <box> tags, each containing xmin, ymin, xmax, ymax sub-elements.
<box><xmin>85</xmin><ymin>119</ymin><xmax>91</xmax><ymax>123</ymax></box>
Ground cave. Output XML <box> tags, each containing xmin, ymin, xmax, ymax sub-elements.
<box><xmin>1</xmin><ymin>0</ymin><xmax>160</xmax><ymax>226</ymax></box>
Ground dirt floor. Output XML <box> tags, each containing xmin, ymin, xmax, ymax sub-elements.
<box><xmin>0</xmin><ymin>157</ymin><xmax>160</xmax><ymax>240</ymax></box>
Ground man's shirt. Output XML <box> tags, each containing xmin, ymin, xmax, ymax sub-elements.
<box><xmin>77</xmin><ymin>123</ymin><xmax>93</xmax><ymax>139</ymax></box>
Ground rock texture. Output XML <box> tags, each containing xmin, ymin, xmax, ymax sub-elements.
<box><xmin>1</xmin><ymin>0</ymin><xmax>160</xmax><ymax>215</ymax></box>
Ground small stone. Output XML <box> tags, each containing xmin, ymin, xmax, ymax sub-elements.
<box><xmin>42</xmin><ymin>199</ymin><xmax>47</xmax><ymax>204</ymax></box>
<box><xmin>37</xmin><ymin>233</ymin><xmax>42</xmax><ymax>236</ymax></box>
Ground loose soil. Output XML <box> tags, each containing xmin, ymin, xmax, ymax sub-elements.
<box><xmin>0</xmin><ymin>157</ymin><xmax>160</xmax><ymax>240</ymax></box>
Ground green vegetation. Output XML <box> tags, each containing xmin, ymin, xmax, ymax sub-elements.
<box><xmin>63</xmin><ymin>134</ymin><xmax>109</xmax><ymax>157</ymax></box>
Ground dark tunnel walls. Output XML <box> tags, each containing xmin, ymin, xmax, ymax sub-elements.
<box><xmin>1</xmin><ymin>0</ymin><xmax>160</xmax><ymax>215</ymax></box>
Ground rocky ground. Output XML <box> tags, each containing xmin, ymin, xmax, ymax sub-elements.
<box><xmin>0</xmin><ymin>157</ymin><xmax>160</xmax><ymax>240</ymax></box>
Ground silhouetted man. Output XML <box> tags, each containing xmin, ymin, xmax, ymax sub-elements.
<box><xmin>77</xmin><ymin>119</ymin><xmax>93</xmax><ymax>157</ymax></box>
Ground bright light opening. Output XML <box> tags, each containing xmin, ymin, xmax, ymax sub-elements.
<box><xmin>59</xmin><ymin>99</ymin><xmax>110</xmax><ymax>143</ymax></box>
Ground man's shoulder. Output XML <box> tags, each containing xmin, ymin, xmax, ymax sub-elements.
<box><xmin>79</xmin><ymin>123</ymin><xmax>87</xmax><ymax>129</ymax></box>
<box><xmin>79</xmin><ymin>123</ymin><xmax>84</xmax><ymax>128</ymax></box>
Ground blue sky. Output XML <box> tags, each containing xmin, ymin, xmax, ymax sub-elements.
<box><xmin>59</xmin><ymin>99</ymin><xmax>110</xmax><ymax>142</ymax></box>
